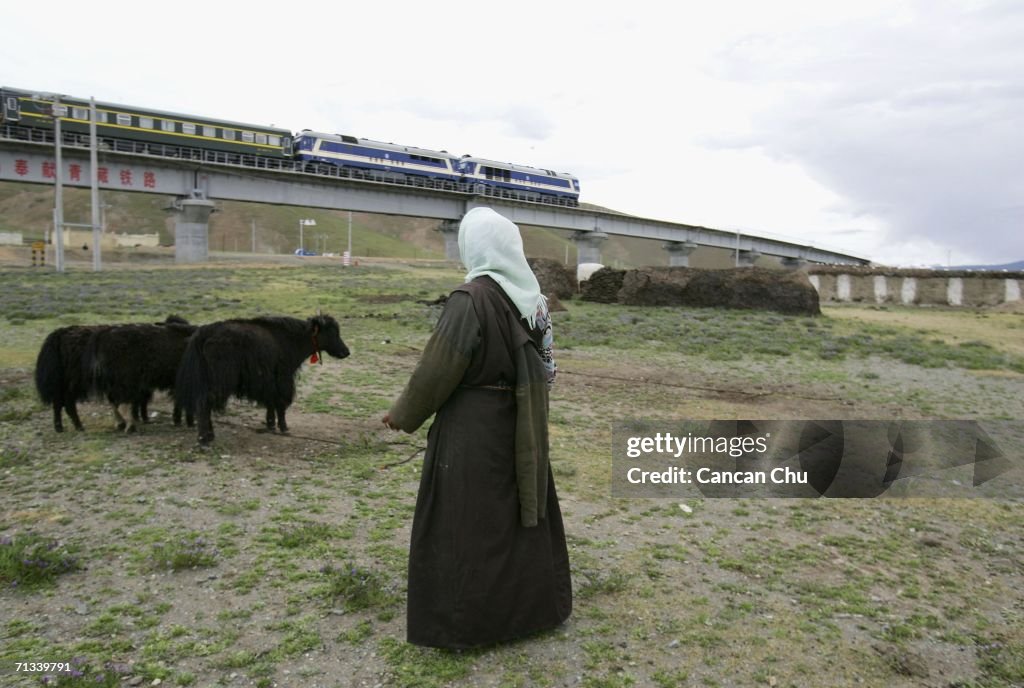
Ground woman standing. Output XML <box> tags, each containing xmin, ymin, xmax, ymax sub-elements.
<box><xmin>383</xmin><ymin>206</ymin><xmax>572</xmax><ymax>649</ymax></box>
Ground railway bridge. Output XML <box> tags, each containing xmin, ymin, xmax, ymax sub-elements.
<box><xmin>0</xmin><ymin>132</ymin><xmax>870</xmax><ymax>268</ymax></box>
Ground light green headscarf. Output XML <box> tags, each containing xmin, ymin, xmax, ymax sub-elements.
<box><xmin>458</xmin><ymin>207</ymin><xmax>545</xmax><ymax>329</ymax></box>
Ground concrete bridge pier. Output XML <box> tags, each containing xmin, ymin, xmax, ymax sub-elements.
<box><xmin>436</xmin><ymin>220</ymin><xmax>461</xmax><ymax>261</ymax></box>
<box><xmin>172</xmin><ymin>193</ymin><xmax>216</xmax><ymax>264</ymax></box>
<box><xmin>736</xmin><ymin>249</ymin><xmax>762</xmax><ymax>267</ymax></box>
<box><xmin>573</xmin><ymin>231</ymin><xmax>609</xmax><ymax>265</ymax></box>
<box><xmin>781</xmin><ymin>257</ymin><xmax>808</xmax><ymax>270</ymax></box>
<box><xmin>663</xmin><ymin>240</ymin><xmax>698</xmax><ymax>267</ymax></box>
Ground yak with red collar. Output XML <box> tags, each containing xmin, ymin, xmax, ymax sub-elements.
<box><xmin>175</xmin><ymin>314</ymin><xmax>350</xmax><ymax>445</ymax></box>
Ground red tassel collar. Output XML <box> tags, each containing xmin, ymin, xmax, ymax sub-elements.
<box><xmin>310</xmin><ymin>332</ymin><xmax>321</xmax><ymax>365</ymax></box>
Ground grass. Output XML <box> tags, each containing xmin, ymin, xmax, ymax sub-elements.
<box><xmin>0</xmin><ymin>261</ymin><xmax>1021</xmax><ymax>687</ymax></box>
<box><xmin>0</xmin><ymin>533</ymin><xmax>80</xmax><ymax>589</ymax></box>
<box><xmin>557</xmin><ymin>301</ymin><xmax>1024</xmax><ymax>373</ymax></box>
<box><xmin>35</xmin><ymin>657</ymin><xmax>130</xmax><ymax>687</ymax></box>
<box><xmin>316</xmin><ymin>562</ymin><xmax>400</xmax><ymax>614</ymax></box>
<box><xmin>145</xmin><ymin>535</ymin><xmax>220</xmax><ymax>571</ymax></box>
<box><xmin>377</xmin><ymin>636</ymin><xmax>475</xmax><ymax>687</ymax></box>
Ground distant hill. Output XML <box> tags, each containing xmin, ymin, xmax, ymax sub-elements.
<box><xmin>0</xmin><ymin>181</ymin><xmax>446</xmax><ymax>260</ymax></box>
<box><xmin>0</xmin><ymin>181</ymin><xmax>743</xmax><ymax>269</ymax></box>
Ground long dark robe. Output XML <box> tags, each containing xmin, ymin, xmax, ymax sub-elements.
<box><xmin>388</xmin><ymin>276</ymin><xmax>572</xmax><ymax>649</ymax></box>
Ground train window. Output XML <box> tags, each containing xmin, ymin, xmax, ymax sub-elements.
<box><xmin>71</xmin><ymin>107</ymin><xmax>89</xmax><ymax>121</ymax></box>
<box><xmin>139</xmin><ymin>116</ymin><xmax>154</xmax><ymax>129</ymax></box>
<box><xmin>483</xmin><ymin>166</ymin><xmax>512</xmax><ymax>182</ymax></box>
<box><xmin>203</xmin><ymin>126</ymin><xmax>216</xmax><ymax>138</ymax></box>
<box><xmin>52</xmin><ymin>104</ymin><xmax>68</xmax><ymax>117</ymax></box>
<box><xmin>161</xmin><ymin>120</ymin><xmax>175</xmax><ymax>132</ymax></box>
<box><xmin>182</xmin><ymin>123</ymin><xmax>196</xmax><ymax>135</ymax></box>
<box><xmin>255</xmin><ymin>133</ymin><xmax>268</xmax><ymax>145</ymax></box>
<box><xmin>116</xmin><ymin>113</ymin><xmax>132</xmax><ymax>126</ymax></box>
<box><xmin>268</xmin><ymin>135</ymin><xmax>280</xmax><ymax>146</ymax></box>
<box><xmin>241</xmin><ymin>131</ymin><xmax>255</xmax><ymax>143</ymax></box>
<box><xmin>222</xmin><ymin>129</ymin><xmax>236</xmax><ymax>141</ymax></box>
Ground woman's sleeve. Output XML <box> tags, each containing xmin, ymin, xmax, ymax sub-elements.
<box><xmin>536</xmin><ymin>302</ymin><xmax>557</xmax><ymax>387</ymax></box>
<box><xmin>387</xmin><ymin>291</ymin><xmax>479</xmax><ymax>432</ymax></box>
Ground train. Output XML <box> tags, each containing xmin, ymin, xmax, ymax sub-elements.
<box><xmin>0</xmin><ymin>86</ymin><xmax>580</xmax><ymax>206</ymax></box>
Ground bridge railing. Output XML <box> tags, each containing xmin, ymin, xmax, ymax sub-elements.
<box><xmin>0</xmin><ymin>124</ymin><xmax>579</xmax><ymax>208</ymax></box>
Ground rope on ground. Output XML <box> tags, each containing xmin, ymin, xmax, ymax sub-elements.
<box><xmin>378</xmin><ymin>445</ymin><xmax>427</xmax><ymax>470</ymax></box>
<box><xmin>207</xmin><ymin>417</ymin><xmax>369</xmax><ymax>446</ymax></box>
<box><xmin>146</xmin><ymin>408</ymin><xmax>420</xmax><ymax>453</ymax></box>
<box><xmin>218</xmin><ymin>416</ymin><xmax>426</xmax><ymax>468</ymax></box>
<box><xmin>219</xmin><ymin>414</ymin><xmax>425</xmax><ymax>469</ymax></box>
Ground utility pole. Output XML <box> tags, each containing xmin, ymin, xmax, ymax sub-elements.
<box><xmin>53</xmin><ymin>97</ymin><xmax>65</xmax><ymax>273</ymax></box>
<box><xmin>90</xmin><ymin>97</ymin><xmax>101</xmax><ymax>271</ymax></box>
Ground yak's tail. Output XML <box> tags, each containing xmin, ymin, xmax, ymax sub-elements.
<box><xmin>81</xmin><ymin>328</ymin><xmax>110</xmax><ymax>400</ymax></box>
<box><xmin>175</xmin><ymin>334</ymin><xmax>207</xmax><ymax>419</ymax></box>
<box><xmin>34</xmin><ymin>329</ymin><xmax>64</xmax><ymax>404</ymax></box>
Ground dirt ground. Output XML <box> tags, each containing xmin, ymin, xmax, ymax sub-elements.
<box><xmin>0</xmin><ymin>259</ymin><xmax>1022</xmax><ymax>688</ymax></box>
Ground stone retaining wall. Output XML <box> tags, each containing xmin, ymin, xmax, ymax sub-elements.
<box><xmin>807</xmin><ymin>268</ymin><xmax>1023</xmax><ymax>307</ymax></box>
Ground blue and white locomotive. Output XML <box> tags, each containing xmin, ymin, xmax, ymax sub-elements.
<box><xmin>294</xmin><ymin>130</ymin><xmax>580</xmax><ymax>204</ymax></box>
<box><xmin>456</xmin><ymin>155</ymin><xmax>580</xmax><ymax>203</ymax></box>
<box><xmin>1</xmin><ymin>85</ymin><xmax>581</xmax><ymax>206</ymax></box>
<box><xmin>295</xmin><ymin>132</ymin><xmax>461</xmax><ymax>183</ymax></box>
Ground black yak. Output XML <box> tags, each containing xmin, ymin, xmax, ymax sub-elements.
<box><xmin>34</xmin><ymin>317</ymin><xmax>191</xmax><ymax>433</ymax></box>
<box><xmin>84</xmin><ymin>317</ymin><xmax>197</xmax><ymax>432</ymax></box>
<box><xmin>175</xmin><ymin>314</ymin><xmax>350</xmax><ymax>445</ymax></box>
<box><xmin>35</xmin><ymin>324</ymin><xmax>110</xmax><ymax>432</ymax></box>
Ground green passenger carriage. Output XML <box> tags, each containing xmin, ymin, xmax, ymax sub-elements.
<box><xmin>0</xmin><ymin>86</ymin><xmax>293</xmax><ymax>159</ymax></box>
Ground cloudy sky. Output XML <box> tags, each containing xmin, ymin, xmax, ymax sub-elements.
<box><xmin>3</xmin><ymin>0</ymin><xmax>1021</xmax><ymax>266</ymax></box>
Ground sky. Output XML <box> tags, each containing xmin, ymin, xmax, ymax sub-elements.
<box><xmin>3</xmin><ymin>0</ymin><xmax>1021</xmax><ymax>267</ymax></box>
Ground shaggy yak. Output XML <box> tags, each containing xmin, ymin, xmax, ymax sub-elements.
<box><xmin>84</xmin><ymin>317</ymin><xmax>197</xmax><ymax>432</ymax></box>
<box><xmin>35</xmin><ymin>324</ymin><xmax>111</xmax><ymax>432</ymax></box>
<box><xmin>175</xmin><ymin>314</ymin><xmax>350</xmax><ymax>445</ymax></box>
<box><xmin>34</xmin><ymin>316</ymin><xmax>189</xmax><ymax>432</ymax></box>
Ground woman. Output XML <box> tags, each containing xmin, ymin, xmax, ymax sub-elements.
<box><xmin>383</xmin><ymin>206</ymin><xmax>572</xmax><ymax>649</ymax></box>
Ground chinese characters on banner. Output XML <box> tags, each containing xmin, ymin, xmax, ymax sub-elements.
<box><xmin>4</xmin><ymin>158</ymin><xmax>158</xmax><ymax>189</ymax></box>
